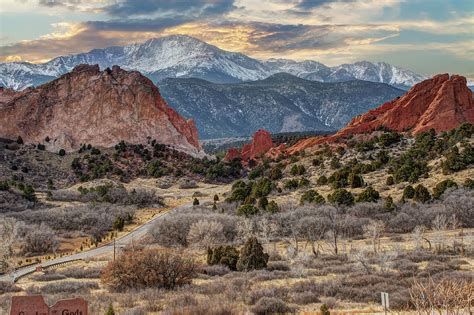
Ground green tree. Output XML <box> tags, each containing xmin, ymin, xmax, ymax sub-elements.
<box><xmin>58</xmin><ymin>149</ymin><xmax>66</xmax><ymax>156</ymax></box>
<box><xmin>213</xmin><ymin>194</ymin><xmax>219</xmax><ymax>202</ymax></box>
<box><xmin>193</xmin><ymin>198</ymin><xmax>200</xmax><ymax>206</ymax></box>
<box><xmin>113</xmin><ymin>216</ymin><xmax>125</xmax><ymax>231</ymax></box>
<box><xmin>105</xmin><ymin>303</ymin><xmax>115</xmax><ymax>315</ymax></box>
<box><xmin>22</xmin><ymin>185</ymin><xmax>36</xmax><ymax>202</ymax></box>
<box><xmin>349</xmin><ymin>173</ymin><xmax>364</xmax><ymax>188</ymax></box>
<box><xmin>300</xmin><ymin>190</ymin><xmax>325</xmax><ymax>205</ymax></box>
<box><xmin>414</xmin><ymin>184</ymin><xmax>431</xmax><ymax>203</ymax></box>
<box><xmin>16</xmin><ymin>136</ymin><xmax>24</xmax><ymax>144</ymax></box>
<box><xmin>320</xmin><ymin>304</ymin><xmax>330</xmax><ymax>315</ymax></box>
<box><xmin>269</xmin><ymin>167</ymin><xmax>283</xmax><ymax>180</ymax></box>
<box><xmin>266</xmin><ymin>201</ymin><xmax>279</xmax><ymax>214</ymax></box>
<box><xmin>356</xmin><ymin>186</ymin><xmax>380</xmax><ymax>203</ymax></box>
<box><xmin>317</xmin><ymin>175</ymin><xmax>328</xmax><ymax>186</ymax></box>
<box><xmin>328</xmin><ymin>189</ymin><xmax>354</xmax><ymax>206</ymax></box>
<box><xmin>257</xmin><ymin>196</ymin><xmax>268</xmax><ymax>210</ymax></box>
<box><xmin>236</xmin><ymin>237</ymin><xmax>269</xmax><ymax>271</ymax></box>
<box><xmin>386</xmin><ymin>176</ymin><xmax>394</xmax><ymax>186</ymax></box>
<box><xmin>237</xmin><ymin>204</ymin><xmax>259</xmax><ymax>217</ymax></box>
<box><xmin>464</xmin><ymin>178</ymin><xmax>474</xmax><ymax>189</ymax></box>
<box><xmin>207</xmin><ymin>246</ymin><xmax>240</xmax><ymax>271</ymax></box>
<box><xmin>433</xmin><ymin>179</ymin><xmax>458</xmax><ymax>199</ymax></box>
<box><xmin>384</xmin><ymin>195</ymin><xmax>395</xmax><ymax>210</ymax></box>
<box><xmin>403</xmin><ymin>185</ymin><xmax>415</xmax><ymax>199</ymax></box>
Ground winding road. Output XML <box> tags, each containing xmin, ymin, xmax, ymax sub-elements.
<box><xmin>0</xmin><ymin>203</ymin><xmax>190</xmax><ymax>282</ymax></box>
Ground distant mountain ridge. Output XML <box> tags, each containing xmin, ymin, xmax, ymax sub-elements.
<box><xmin>159</xmin><ymin>73</ymin><xmax>404</xmax><ymax>139</ymax></box>
<box><xmin>0</xmin><ymin>35</ymin><xmax>426</xmax><ymax>90</ymax></box>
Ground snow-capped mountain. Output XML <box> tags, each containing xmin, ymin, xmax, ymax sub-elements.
<box><xmin>0</xmin><ymin>35</ymin><xmax>426</xmax><ymax>90</ymax></box>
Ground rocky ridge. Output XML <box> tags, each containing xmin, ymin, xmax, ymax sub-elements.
<box><xmin>0</xmin><ymin>64</ymin><xmax>203</xmax><ymax>156</ymax></box>
<box><xmin>287</xmin><ymin>74</ymin><xmax>474</xmax><ymax>154</ymax></box>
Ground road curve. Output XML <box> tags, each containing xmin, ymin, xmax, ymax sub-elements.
<box><xmin>0</xmin><ymin>203</ymin><xmax>190</xmax><ymax>282</ymax></box>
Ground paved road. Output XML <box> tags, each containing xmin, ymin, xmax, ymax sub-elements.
<box><xmin>0</xmin><ymin>203</ymin><xmax>190</xmax><ymax>282</ymax></box>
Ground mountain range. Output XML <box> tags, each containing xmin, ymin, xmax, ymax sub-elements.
<box><xmin>159</xmin><ymin>74</ymin><xmax>404</xmax><ymax>139</ymax></box>
<box><xmin>0</xmin><ymin>35</ymin><xmax>426</xmax><ymax>90</ymax></box>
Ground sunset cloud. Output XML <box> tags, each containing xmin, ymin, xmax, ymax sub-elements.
<box><xmin>0</xmin><ymin>0</ymin><xmax>472</xmax><ymax>75</ymax></box>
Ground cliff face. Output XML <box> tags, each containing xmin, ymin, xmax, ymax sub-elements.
<box><xmin>225</xmin><ymin>129</ymin><xmax>274</xmax><ymax>164</ymax></box>
<box><xmin>0</xmin><ymin>64</ymin><xmax>202</xmax><ymax>155</ymax></box>
<box><xmin>287</xmin><ymin>74</ymin><xmax>474</xmax><ymax>154</ymax></box>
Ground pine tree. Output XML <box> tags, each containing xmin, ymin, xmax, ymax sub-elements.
<box><xmin>105</xmin><ymin>303</ymin><xmax>115</xmax><ymax>315</ymax></box>
<box><xmin>236</xmin><ymin>237</ymin><xmax>269</xmax><ymax>271</ymax></box>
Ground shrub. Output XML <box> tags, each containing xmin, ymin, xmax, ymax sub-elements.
<box><xmin>403</xmin><ymin>185</ymin><xmax>415</xmax><ymax>199</ymax></box>
<box><xmin>0</xmin><ymin>181</ymin><xmax>9</xmax><ymax>191</ymax></box>
<box><xmin>433</xmin><ymin>179</ymin><xmax>458</xmax><ymax>199</ymax></box>
<box><xmin>414</xmin><ymin>184</ymin><xmax>431</xmax><ymax>203</ymax></box>
<box><xmin>300</xmin><ymin>190</ymin><xmax>325</xmax><ymax>205</ymax></box>
<box><xmin>384</xmin><ymin>196</ymin><xmax>395</xmax><ymax>210</ymax></box>
<box><xmin>58</xmin><ymin>149</ymin><xmax>66</xmax><ymax>156</ymax></box>
<box><xmin>207</xmin><ymin>245</ymin><xmax>240</xmax><ymax>271</ymax></box>
<box><xmin>386</xmin><ymin>176</ymin><xmax>394</xmax><ymax>186</ymax></box>
<box><xmin>113</xmin><ymin>216</ymin><xmax>125</xmax><ymax>231</ymax></box>
<box><xmin>193</xmin><ymin>198</ymin><xmax>200</xmax><ymax>206</ymax></box>
<box><xmin>237</xmin><ymin>237</ymin><xmax>269</xmax><ymax>271</ymax></box>
<box><xmin>21</xmin><ymin>223</ymin><xmax>59</xmax><ymax>255</ymax></box>
<box><xmin>356</xmin><ymin>187</ymin><xmax>380</xmax><ymax>203</ymax></box>
<box><xmin>101</xmin><ymin>249</ymin><xmax>196</xmax><ymax>291</ymax></box>
<box><xmin>269</xmin><ymin>167</ymin><xmax>283</xmax><ymax>180</ymax></box>
<box><xmin>349</xmin><ymin>173</ymin><xmax>364</xmax><ymax>188</ymax></box>
<box><xmin>328</xmin><ymin>189</ymin><xmax>354</xmax><ymax>206</ymax></box>
<box><xmin>284</xmin><ymin>179</ymin><xmax>299</xmax><ymax>190</ymax></box>
<box><xmin>320</xmin><ymin>303</ymin><xmax>330</xmax><ymax>315</ymax></box>
<box><xmin>329</xmin><ymin>168</ymin><xmax>350</xmax><ymax>189</ymax></box>
<box><xmin>266</xmin><ymin>201</ymin><xmax>279</xmax><ymax>214</ymax></box>
<box><xmin>317</xmin><ymin>175</ymin><xmax>328</xmax><ymax>185</ymax></box>
<box><xmin>257</xmin><ymin>196</ymin><xmax>268</xmax><ymax>210</ymax></box>
<box><xmin>290</xmin><ymin>164</ymin><xmax>306</xmax><ymax>176</ymax></box>
<box><xmin>187</xmin><ymin>220</ymin><xmax>225</xmax><ymax>249</ymax></box>
<box><xmin>464</xmin><ymin>178</ymin><xmax>474</xmax><ymax>189</ymax></box>
<box><xmin>106</xmin><ymin>303</ymin><xmax>115</xmax><ymax>315</ymax></box>
<box><xmin>16</xmin><ymin>136</ymin><xmax>23</xmax><ymax>144</ymax></box>
<box><xmin>0</xmin><ymin>281</ymin><xmax>21</xmax><ymax>294</ymax></box>
<box><xmin>22</xmin><ymin>184</ymin><xmax>36</xmax><ymax>202</ymax></box>
<box><xmin>251</xmin><ymin>297</ymin><xmax>296</xmax><ymax>315</ymax></box>
<box><xmin>237</xmin><ymin>204</ymin><xmax>259</xmax><ymax>217</ymax></box>
<box><xmin>379</xmin><ymin>131</ymin><xmax>401</xmax><ymax>147</ymax></box>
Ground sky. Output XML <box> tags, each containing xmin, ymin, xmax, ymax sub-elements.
<box><xmin>0</xmin><ymin>0</ymin><xmax>473</xmax><ymax>77</ymax></box>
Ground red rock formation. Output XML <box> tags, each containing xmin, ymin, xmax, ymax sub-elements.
<box><xmin>225</xmin><ymin>129</ymin><xmax>275</xmax><ymax>164</ymax></box>
<box><xmin>287</xmin><ymin>74</ymin><xmax>474</xmax><ymax>154</ymax></box>
<box><xmin>0</xmin><ymin>64</ymin><xmax>202</xmax><ymax>155</ymax></box>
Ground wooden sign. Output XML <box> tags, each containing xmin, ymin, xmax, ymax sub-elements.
<box><xmin>49</xmin><ymin>298</ymin><xmax>88</xmax><ymax>315</ymax></box>
<box><xmin>10</xmin><ymin>296</ymin><xmax>88</xmax><ymax>315</ymax></box>
<box><xmin>10</xmin><ymin>295</ymin><xmax>49</xmax><ymax>315</ymax></box>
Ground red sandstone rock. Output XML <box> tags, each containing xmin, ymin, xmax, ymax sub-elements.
<box><xmin>0</xmin><ymin>64</ymin><xmax>201</xmax><ymax>155</ymax></box>
<box><xmin>225</xmin><ymin>147</ymin><xmax>241</xmax><ymax>161</ymax></box>
<box><xmin>225</xmin><ymin>129</ymin><xmax>275</xmax><ymax>164</ymax></box>
<box><xmin>287</xmin><ymin>74</ymin><xmax>474</xmax><ymax>154</ymax></box>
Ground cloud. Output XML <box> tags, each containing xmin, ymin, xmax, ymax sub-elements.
<box><xmin>102</xmin><ymin>0</ymin><xmax>236</xmax><ymax>18</ymax></box>
<box><xmin>296</xmin><ymin>0</ymin><xmax>356</xmax><ymax>10</ymax></box>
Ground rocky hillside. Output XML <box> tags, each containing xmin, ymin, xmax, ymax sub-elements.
<box><xmin>0</xmin><ymin>65</ymin><xmax>203</xmax><ymax>156</ymax></box>
<box><xmin>0</xmin><ymin>35</ymin><xmax>425</xmax><ymax>90</ymax></box>
<box><xmin>159</xmin><ymin>73</ymin><xmax>404</xmax><ymax>139</ymax></box>
<box><xmin>288</xmin><ymin>74</ymin><xmax>474</xmax><ymax>154</ymax></box>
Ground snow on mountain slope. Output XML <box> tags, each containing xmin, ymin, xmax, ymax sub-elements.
<box><xmin>0</xmin><ymin>35</ymin><xmax>426</xmax><ymax>90</ymax></box>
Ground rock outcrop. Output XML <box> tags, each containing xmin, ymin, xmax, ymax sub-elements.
<box><xmin>287</xmin><ymin>74</ymin><xmax>474</xmax><ymax>154</ymax></box>
<box><xmin>225</xmin><ymin>129</ymin><xmax>274</xmax><ymax>164</ymax></box>
<box><xmin>0</xmin><ymin>64</ymin><xmax>202</xmax><ymax>155</ymax></box>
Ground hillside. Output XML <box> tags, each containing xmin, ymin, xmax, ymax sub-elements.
<box><xmin>288</xmin><ymin>74</ymin><xmax>474</xmax><ymax>154</ymax></box>
<box><xmin>160</xmin><ymin>74</ymin><xmax>404</xmax><ymax>138</ymax></box>
<box><xmin>0</xmin><ymin>64</ymin><xmax>202</xmax><ymax>156</ymax></box>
